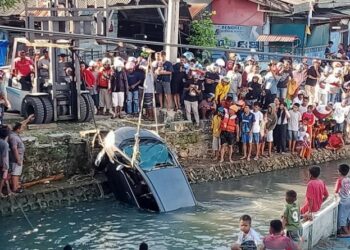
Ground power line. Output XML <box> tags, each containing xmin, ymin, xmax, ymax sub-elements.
<box><xmin>0</xmin><ymin>25</ymin><xmax>346</xmax><ymax>63</ymax></box>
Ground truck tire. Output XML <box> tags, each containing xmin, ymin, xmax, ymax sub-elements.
<box><xmin>23</xmin><ymin>96</ymin><xmax>45</xmax><ymax>124</ymax></box>
<box><xmin>78</xmin><ymin>95</ymin><xmax>88</xmax><ymax>122</ymax></box>
<box><xmin>39</xmin><ymin>96</ymin><xmax>54</xmax><ymax>124</ymax></box>
<box><xmin>81</xmin><ymin>93</ymin><xmax>94</xmax><ymax>122</ymax></box>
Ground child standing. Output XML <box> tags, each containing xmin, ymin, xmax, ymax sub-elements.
<box><xmin>282</xmin><ymin>190</ymin><xmax>302</xmax><ymax>242</ymax></box>
<box><xmin>335</xmin><ymin>164</ymin><xmax>350</xmax><ymax>236</ymax></box>
<box><xmin>220</xmin><ymin>105</ymin><xmax>240</xmax><ymax>163</ymax></box>
<box><xmin>260</xmin><ymin>111</ymin><xmax>267</xmax><ymax>157</ymax></box>
<box><xmin>301</xmin><ymin>166</ymin><xmax>329</xmax><ymax>216</ymax></box>
<box><xmin>231</xmin><ymin>214</ymin><xmax>263</xmax><ymax>250</ymax></box>
<box><xmin>212</xmin><ymin>107</ymin><xmax>224</xmax><ymax>160</ymax></box>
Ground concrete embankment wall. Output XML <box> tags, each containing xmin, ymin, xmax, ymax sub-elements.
<box><xmin>1</xmin><ymin>120</ymin><xmax>348</xmax><ymax>217</ymax></box>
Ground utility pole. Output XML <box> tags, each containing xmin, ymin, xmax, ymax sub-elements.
<box><xmin>165</xmin><ymin>0</ymin><xmax>180</xmax><ymax>62</ymax></box>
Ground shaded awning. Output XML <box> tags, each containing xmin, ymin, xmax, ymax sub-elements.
<box><xmin>257</xmin><ymin>34</ymin><xmax>298</xmax><ymax>42</ymax></box>
<box><xmin>188</xmin><ymin>3</ymin><xmax>208</xmax><ymax>18</ymax></box>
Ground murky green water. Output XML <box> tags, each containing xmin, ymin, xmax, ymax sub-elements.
<box><xmin>0</xmin><ymin>160</ymin><xmax>348</xmax><ymax>250</ymax></box>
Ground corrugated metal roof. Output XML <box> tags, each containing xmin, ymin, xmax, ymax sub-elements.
<box><xmin>257</xmin><ymin>35</ymin><xmax>298</xmax><ymax>42</ymax></box>
<box><xmin>0</xmin><ymin>0</ymin><xmax>131</xmax><ymax>17</ymax></box>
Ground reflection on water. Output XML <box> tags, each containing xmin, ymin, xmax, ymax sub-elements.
<box><xmin>0</xmin><ymin>160</ymin><xmax>345</xmax><ymax>250</ymax></box>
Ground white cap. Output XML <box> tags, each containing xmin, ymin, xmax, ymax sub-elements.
<box><xmin>88</xmin><ymin>61</ymin><xmax>96</xmax><ymax>67</ymax></box>
<box><xmin>114</xmin><ymin>59</ymin><xmax>124</xmax><ymax>68</ymax></box>
<box><xmin>127</xmin><ymin>56</ymin><xmax>137</xmax><ymax>63</ymax></box>
<box><xmin>250</xmin><ymin>48</ymin><xmax>256</xmax><ymax>53</ymax></box>
<box><xmin>215</xmin><ymin>58</ymin><xmax>225</xmax><ymax>67</ymax></box>
<box><xmin>101</xmin><ymin>57</ymin><xmax>111</xmax><ymax>65</ymax></box>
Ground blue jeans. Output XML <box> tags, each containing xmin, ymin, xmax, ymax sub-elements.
<box><xmin>127</xmin><ymin>90</ymin><xmax>139</xmax><ymax>114</ymax></box>
<box><xmin>277</xmin><ymin>88</ymin><xmax>287</xmax><ymax>99</ymax></box>
<box><xmin>328</xmin><ymin>93</ymin><xmax>340</xmax><ymax>103</ymax></box>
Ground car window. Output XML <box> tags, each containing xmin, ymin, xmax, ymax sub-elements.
<box><xmin>122</xmin><ymin>139</ymin><xmax>175</xmax><ymax>171</ymax></box>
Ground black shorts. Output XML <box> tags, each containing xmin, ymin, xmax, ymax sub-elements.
<box><xmin>143</xmin><ymin>93</ymin><xmax>153</xmax><ymax>108</ymax></box>
<box><xmin>220</xmin><ymin>131</ymin><xmax>235</xmax><ymax>145</ymax></box>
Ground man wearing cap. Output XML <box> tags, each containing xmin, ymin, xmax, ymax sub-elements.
<box><xmin>305</xmin><ymin>59</ymin><xmax>321</xmax><ymax>104</ymax></box>
<box><xmin>57</xmin><ymin>53</ymin><xmax>72</xmax><ymax>83</ymax></box>
<box><xmin>37</xmin><ymin>49</ymin><xmax>50</xmax><ymax>92</ymax></box>
<box><xmin>215</xmin><ymin>77</ymin><xmax>230</xmax><ymax>104</ymax></box>
<box><xmin>97</xmin><ymin>58</ymin><xmax>112</xmax><ymax>115</ymax></box>
<box><xmin>220</xmin><ymin>105</ymin><xmax>240</xmax><ymax>163</ymax></box>
<box><xmin>13</xmin><ymin>50</ymin><xmax>34</xmax><ymax>91</ymax></box>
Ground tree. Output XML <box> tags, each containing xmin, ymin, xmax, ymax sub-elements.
<box><xmin>0</xmin><ymin>0</ymin><xmax>20</xmax><ymax>10</ymax></box>
<box><xmin>188</xmin><ymin>11</ymin><xmax>217</xmax><ymax>48</ymax></box>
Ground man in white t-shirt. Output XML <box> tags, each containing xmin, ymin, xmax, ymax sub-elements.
<box><xmin>333</xmin><ymin>100</ymin><xmax>350</xmax><ymax>132</ymax></box>
<box><xmin>252</xmin><ymin>102</ymin><xmax>263</xmax><ymax>160</ymax></box>
<box><xmin>288</xmin><ymin>103</ymin><xmax>302</xmax><ymax>154</ymax></box>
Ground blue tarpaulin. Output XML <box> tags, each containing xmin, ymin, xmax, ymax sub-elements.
<box><xmin>0</xmin><ymin>40</ymin><xmax>9</xmax><ymax>66</ymax></box>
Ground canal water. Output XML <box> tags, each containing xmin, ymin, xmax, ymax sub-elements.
<box><xmin>0</xmin><ymin>160</ymin><xmax>348</xmax><ymax>250</ymax></box>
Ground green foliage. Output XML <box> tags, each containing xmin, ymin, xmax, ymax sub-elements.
<box><xmin>188</xmin><ymin>11</ymin><xmax>217</xmax><ymax>48</ymax></box>
<box><xmin>0</xmin><ymin>0</ymin><xmax>20</xmax><ymax>10</ymax></box>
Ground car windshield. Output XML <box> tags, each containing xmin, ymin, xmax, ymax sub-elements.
<box><xmin>121</xmin><ymin>139</ymin><xmax>175</xmax><ymax>171</ymax></box>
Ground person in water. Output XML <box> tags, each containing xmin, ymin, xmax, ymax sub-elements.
<box><xmin>231</xmin><ymin>214</ymin><xmax>263</xmax><ymax>250</ymax></box>
<box><xmin>335</xmin><ymin>164</ymin><xmax>350</xmax><ymax>236</ymax></box>
<box><xmin>139</xmin><ymin>242</ymin><xmax>148</xmax><ymax>250</ymax></box>
<box><xmin>300</xmin><ymin>166</ymin><xmax>329</xmax><ymax>218</ymax></box>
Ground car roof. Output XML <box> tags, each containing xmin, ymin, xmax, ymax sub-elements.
<box><xmin>114</xmin><ymin>127</ymin><xmax>164</xmax><ymax>147</ymax></box>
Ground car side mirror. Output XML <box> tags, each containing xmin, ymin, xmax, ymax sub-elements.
<box><xmin>116</xmin><ymin>165</ymin><xmax>124</xmax><ymax>171</ymax></box>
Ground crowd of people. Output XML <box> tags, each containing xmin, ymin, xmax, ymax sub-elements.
<box><xmin>77</xmin><ymin>44</ymin><xmax>350</xmax><ymax>163</ymax></box>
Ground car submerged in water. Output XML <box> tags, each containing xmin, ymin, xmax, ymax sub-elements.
<box><xmin>95</xmin><ymin>127</ymin><xmax>196</xmax><ymax>212</ymax></box>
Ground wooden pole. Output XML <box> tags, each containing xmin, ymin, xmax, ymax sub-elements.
<box><xmin>165</xmin><ymin>0</ymin><xmax>180</xmax><ymax>62</ymax></box>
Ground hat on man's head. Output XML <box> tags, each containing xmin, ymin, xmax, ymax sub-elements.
<box><xmin>217</xmin><ymin>107</ymin><xmax>225</xmax><ymax>113</ymax></box>
<box><xmin>229</xmin><ymin>105</ymin><xmax>239</xmax><ymax>113</ymax></box>
<box><xmin>222</xmin><ymin>76</ymin><xmax>230</xmax><ymax>83</ymax></box>
<box><xmin>207</xmin><ymin>93</ymin><xmax>215</xmax><ymax>99</ymax></box>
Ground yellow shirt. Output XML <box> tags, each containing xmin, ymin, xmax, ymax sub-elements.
<box><xmin>211</xmin><ymin>115</ymin><xmax>222</xmax><ymax>137</ymax></box>
<box><xmin>317</xmin><ymin>134</ymin><xmax>328</xmax><ymax>143</ymax></box>
<box><xmin>215</xmin><ymin>82</ymin><xmax>230</xmax><ymax>102</ymax></box>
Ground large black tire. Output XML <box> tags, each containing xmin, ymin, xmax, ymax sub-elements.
<box><xmin>78</xmin><ymin>95</ymin><xmax>88</xmax><ymax>122</ymax></box>
<box><xmin>81</xmin><ymin>93</ymin><xmax>94</xmax><ymax>122</ymax></box>
<box><xmin>22</xmin><ymin>96</ymin><xmax>45</xmax><ymax>124</ymax></box>
<box><xmin>38</xmin><ymin>96</ymin><xmax>54</xmax><ymax>124</ymax></box>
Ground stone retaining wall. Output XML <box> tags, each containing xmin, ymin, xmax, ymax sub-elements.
<box><xmin>182</xmin><ymin>147</ymin><xmax>350</xmax><ymax>184</ymax></box>
<box><xmin>0</xmin><ymin>176</ymin><xmax>108</xmax><ymax>216</ymax></box>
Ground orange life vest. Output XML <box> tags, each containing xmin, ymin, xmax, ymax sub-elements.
<box><xmin>221</xmin><ymin>112</ymin><xmax>237</xmax><ymax>132</ymax></box>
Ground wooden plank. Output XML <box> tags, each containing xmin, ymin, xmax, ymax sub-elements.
<box><xmin>30</xmin><ymin>16</ymin><xmax>94</xmax><ymax>22</ymax></box>
<box><xmin>28</xmin><ymin>123</ymin><xmax>58</xmax><ymax>130</ymax></box>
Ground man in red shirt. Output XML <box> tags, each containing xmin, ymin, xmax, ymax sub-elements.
<box><xmin>13</xmin><ymin>50</ymin><xmax>34</xmax><ymax>91</ymax></box>
<box><xmin>96</xmin><ymin>58</ymin><xmax>112</xmax><ymax>115</ymax></box>
<box><xmin>301</xmin><ymin>166</ymin><xmax>329</xmax><ymax>216</ymax></box>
